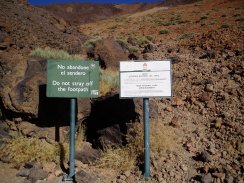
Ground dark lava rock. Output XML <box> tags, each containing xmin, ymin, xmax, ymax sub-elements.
<box><xmin>94</xmin><ymin>39</ymin><xmax>129</xmax><ymax>69</ymax></box>
<box><xmin>200</xmin><ymin>151</ymin><xmax>213</xmax><ymax>162</ymax></box>
<box><xmin>75</xmin><ymin>170</ymin><xmax>98</xmax><ymax>183</ymax></box>
<box><xmin>76</xmin><ymin>143</ymin><xmax>100</xmax><ymax>164</ymax></box>
<box><xmin>28</xmin><ymin>168</ymin><xmax>48</xmax><ymax>182</ymax></box>
<box><xmin>201</xmin><ymin>173</ymin><xmax>213</xmax><ymax>183</ymax></box>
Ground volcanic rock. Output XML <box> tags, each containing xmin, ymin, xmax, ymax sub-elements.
<box><xmin>94</xmin><ymin>39</ymin><xmax>129</xmax><ymax>69</ymax></box>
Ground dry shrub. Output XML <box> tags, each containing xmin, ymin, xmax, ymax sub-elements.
<box><xmin>94</xmin><ymin>121</ymin><xmax>178</xmax><ymax>175</ymax></box>
<box><xmin>0</xmin><ymin>137</ymin><xmax>63</xmax><ymax>166</ymax></box>
<box><xmin>95</xmin><ymin>147</ymin><xmax>135</xmax><ymax>174</ymax></box>
<box><xmin>99</xmin><ymin>69</ymin><xmax>119</xmax><ymax>96</ymax></box>
<box><xmin>30</xmin><ymin>47</ymin><xmax>84</xmax><ymax>60</ymax></box>
<box><xmin>127</xmin><ymin>121</ymin><xmax>178</xmax><ymax>160</ymax></box>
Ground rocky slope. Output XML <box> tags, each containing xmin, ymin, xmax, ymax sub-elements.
<box><xmin>78</xmin><ymin>0</ymin><xmax>244</xmax><ymax>182</ymax></box>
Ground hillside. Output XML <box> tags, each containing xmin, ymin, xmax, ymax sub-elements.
<box><xmin>0</xmin><ymin>0</ymin><xmax>87</xmax><ymax>54</ymax></box>
<box><xmin>40</xmin><ymin>2</ymin><xmax>166</xmax><ymax>25</ymax></box>
<box><xmin>40</xmin><ymin>0</ymin><xmax>201</xmax><ymax>25</ymax></box>
<box><xmin>0</xmin><ymin>0</ymin><xmax>243</xmax><ymax>183</ymax></box>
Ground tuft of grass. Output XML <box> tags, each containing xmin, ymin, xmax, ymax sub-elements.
<box><xmin>30</xmin><ymin>47</ymin><xmax>83</xmax><ymax>60</ymax></box>
<box><xmin>0</xmin><ymin>137</ymin><xmax>65</xmax><ymax>166</ymax></box>
<box><xmin>116</xmin><ymin>38</ymin><xmax>129</xmax><ymax>48</ymax></box>
<box><xmin>108</xmin><ymin>25</ymin><xmax>118</xmax><ymax>30</ymax></box>
<box><xmin>128</xmin><ymin>45</ymin><xmax>139</xmax><ymax>53</ymax></box>
<box><xmin>83</xmin><ymin>36</ymin><xmax>102</xmax><ymax>50</ymax></box>
<box><xmin>233</xmin><ymin>13</ymin><xmax>241</xmax><ymax>17</ymax></box>
<box><xmin>159</xmin><ymin>29</ymin><xmax>169</xmax><ymax>35</ymax></box>
<box><xmin>126</xmin><ymin>122</ymin><xmax>178</xmax><ymax>158</ymax></box>
<box><xmin>99</xmin><ymin>69</ymin><xmax>119</xmax><ymax>96</ymax></box>
<box><xmin>220</xmin><ymin>23</ymin><xmax>230</xmax><ymax>28</ymax></box>
<box><xmin>200</xmin><ymin>15</ymin><xmax>208</xmax><ymax>20</ymax></box>
<box><xmin>178</xmin><ymin>20</ymin><xmax>190</xmax><ymax>24</ymax></box>
<box><xmin>179</xmin><ymin>32</ymin><xmax>194</xmax><ymax>39</ymax></box>
<box><xmin>237</xmin><ymin>25</ymin><xmax>244</xmax><ymax>29</ymax></box>
<box><xmin>95</xmin><ymin>121</ymin><xmax>178</xmax><ymax>174</ymax></box>
<box><xmin>95</xmin><ymin>147</ymin><xmax>135</xmax><ymax>174</ymax></box>
<box><xmin>235</xmin><ymin>17</ymin><xmax>244</xmax><ymax>21</ymax></box>
<box><xmin>135</xmin><ymin>36</ymin><xmax>151</xmax><ymax>45</ymax></box>
<box><xmin>145</xmin><ymin>35</ymin><xmax>153</xmax><ymax>42</ymax></box>
<box><xmin>160</xmin><ymin>21</ymin><xmax>176</xmax><ymax>26</ymax></box>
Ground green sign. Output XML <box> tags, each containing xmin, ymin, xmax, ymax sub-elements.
<box><xmin>47</xmin><ymin>60</ymin><xmax>99</xmax><ymax>98</ymax></box>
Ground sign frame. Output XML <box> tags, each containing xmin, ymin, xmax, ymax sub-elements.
<box><xmin>46</xmin><ymin>60</ymin><xmax>99</xmax><ymax>98</ymax></box>
<box><xmin>119</xmin><ymin>60</ymin><xmax>172</xmax><ymax>99</ymax></box>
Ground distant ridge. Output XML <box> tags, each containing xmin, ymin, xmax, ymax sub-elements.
<box><xmin>40</xmin><ymin>0</ymin><xmax>200</xmax><ymax>25</ymax></box>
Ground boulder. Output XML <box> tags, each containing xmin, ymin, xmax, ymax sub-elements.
<box><xmin>94</xmin><ymin>39</ymin><xmax>129</xmax><ymax>69</ymax></box>
<box><xmin>75</xmin><ymin>170</ymin><xmax>99</xmax><ymax>183</ymax></box>
<box><xmin>0</xmin><ymin>53</ymin><xmax>91</xmax><ymax>124</ymax></box>
<box><xmin>0</xmin><ymin>51</ymin><xmax>29</xmax><ymax>115</ymax></box>
<box><xmin>76</xmin><ymin>142</ymin><xmax>100</xmax><ymax>164</ymax></box>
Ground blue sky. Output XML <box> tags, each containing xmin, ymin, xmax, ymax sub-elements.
<box><xmin>29</xmin><ymin>0</ymin><xmax>160</xmax><ymax>5</ymax></box>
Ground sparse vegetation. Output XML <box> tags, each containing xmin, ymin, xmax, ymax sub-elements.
<box><xmin>235</xmin><ymin>17</ymin><xmax>244</xmax><ymax>21</ymax></box>
<box><xmin>30</xmin><ymin>47</ymin><xmax>83</xmax><ymax>60</ymax></box>
<box><xmin>95</xmin><ymin>121</ymin><xmax>178</xmax><ymax>174</ymax></box>
<box><xmin>159</xmin><ymin>21</ymin><xmax>176</xmax><ymax>26</ymax></box>
<box><xmin>0</xmin><ymin>137</ymin><xmax>65</xmax><ymax>166</ymax></box>
<box><xmin>179</xmin><ymin>32</ymin><xmax>195</xmax><ymax>39</ymax></box>
<box><xmin>135</xmin><ymin>36</ymin><xmax>151</xmax><ymax>45</ymax></box>
<box><xmin>95</xmin><ymin>147</ymin><xmax>135</xmax><ymax>174</ymax></box>
<box><xmin>159</xmin><ymin>29</ymin><xmax>169</xmax><ymax>34</ymax></box>
<box><xmin>83</xmin><ymin>36</ymin><xmax>103</xmax><ymax>50</ymax></box>
<box><xmin>145</xmin><ymin>35</ymin><xmax>153</xmax><ymax>42</ymax></box>
<box><xmin>233</xmin><ymin>13</ymin><xmax>241</xmax><ymax>17</ymax></box>
<box><xmin>221</xmin><ymin>23</ymin><xmax>230</xmax><ymax>28</ymax></box>
<box><xmin>108</xmin><ymin>25</ymin><xmax>118</xmax><ymax>30</ymax></box>
<box><xmin>99</xmin><ymin>69</ymin><xmax>119</xmax><ymax>96</ymax></box>
<box><xmin>116</xmin><ymin>38</ymin><xmax>129</xmax><ymax>48</ymax></box>
<box><xmin>200</xmin><ymin>15</ymin><xmax>208</xmax><ymax>20</ymax></box>
<box><xmin>126</xmin><ymin>122</ymin><xmax>178</xmax><ymax>158</ymax></box>
<box><xmin>128</xmin><ymin>45</ymin><xmax>139</xmax><ymax>53</ymax></box>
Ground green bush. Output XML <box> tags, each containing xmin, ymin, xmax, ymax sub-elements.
<box><xmin>160</xmin><ymin>21</ymin><xmax>176</xmax><ymax>26</ymax></box>
<box><xmin>108</xmin><ymin>25</ymin><xmax>118</xmax><ymax>30</ymax></box>
<box><xmin>145</xmin><ymin>35</ymin><xmax>153</xmax><ymax>42</ymax></box>
<box><xmin>220</xmin><ymin>23</ymin><xmax>230</xmax><ymax>28</ymax></box>
<box><xmin>116</xmin><ymin>38</ymin><xmax>129</xmax><ymax>48</ymax></box>
<box><xmin>159</xmin><ymin>29</ymin><xmax>169</xmax><ymax>34</ymax></box>
<box><xmin>200</xmin><ymin>15</ymin><xmax>208</xmax><ymax>20</ymax></box>
<box><xmin>128</xmin><ymin>45</ymin><xmax>139</xmax><ymax>53</ymax></box>
<box><xmin>30</xmin><ymin>47</ymin><xmax>83</xmax><ymax>60</ymax></box>
<box><xmin>136</xmin><ymin>36</ymin><xmax>151</xmax><ymax>45</ymax></box>
<box><xmin>83</xmin><ymin>36</ymin><xmax>102</xmax><ymax>50</ymax></box>
<box><xmin>233</xmin><ymin>13</ymin><xmax>241</xmax><ymax>17</ymax></box>
<box><xmin>179</xmin><ymin>32</ymin><xmax>195</xmax><ymax>39</ymax></box>
<box><xmin>235</xmin><ymin>17</ymin><xmax>244</xmax><ymax>21</ymax></box>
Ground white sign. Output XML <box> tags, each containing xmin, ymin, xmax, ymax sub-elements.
<box><xmin>120</xmin><ymin>61</ymin><xmax>172</xmax><ymax>98</ymax></box>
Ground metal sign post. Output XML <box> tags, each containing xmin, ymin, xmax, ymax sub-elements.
<box><xmin>69</xmin><ymin>98</ymin><xmax>76</xmax><ymax>180</ymax></box>
<box><xmin>143</xmin><ymin>98</ymin><xmax>150</xmax><ymax>178</ymax></box>
<box><xmin>46</xmin><ymin>60</ymin><xmax>99</xmax><ymax>182</ymax></box>
<box><xmin>120</xmin><ymin>60</ymin><xmax>172</xmax><ymax>179</ymax></box>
